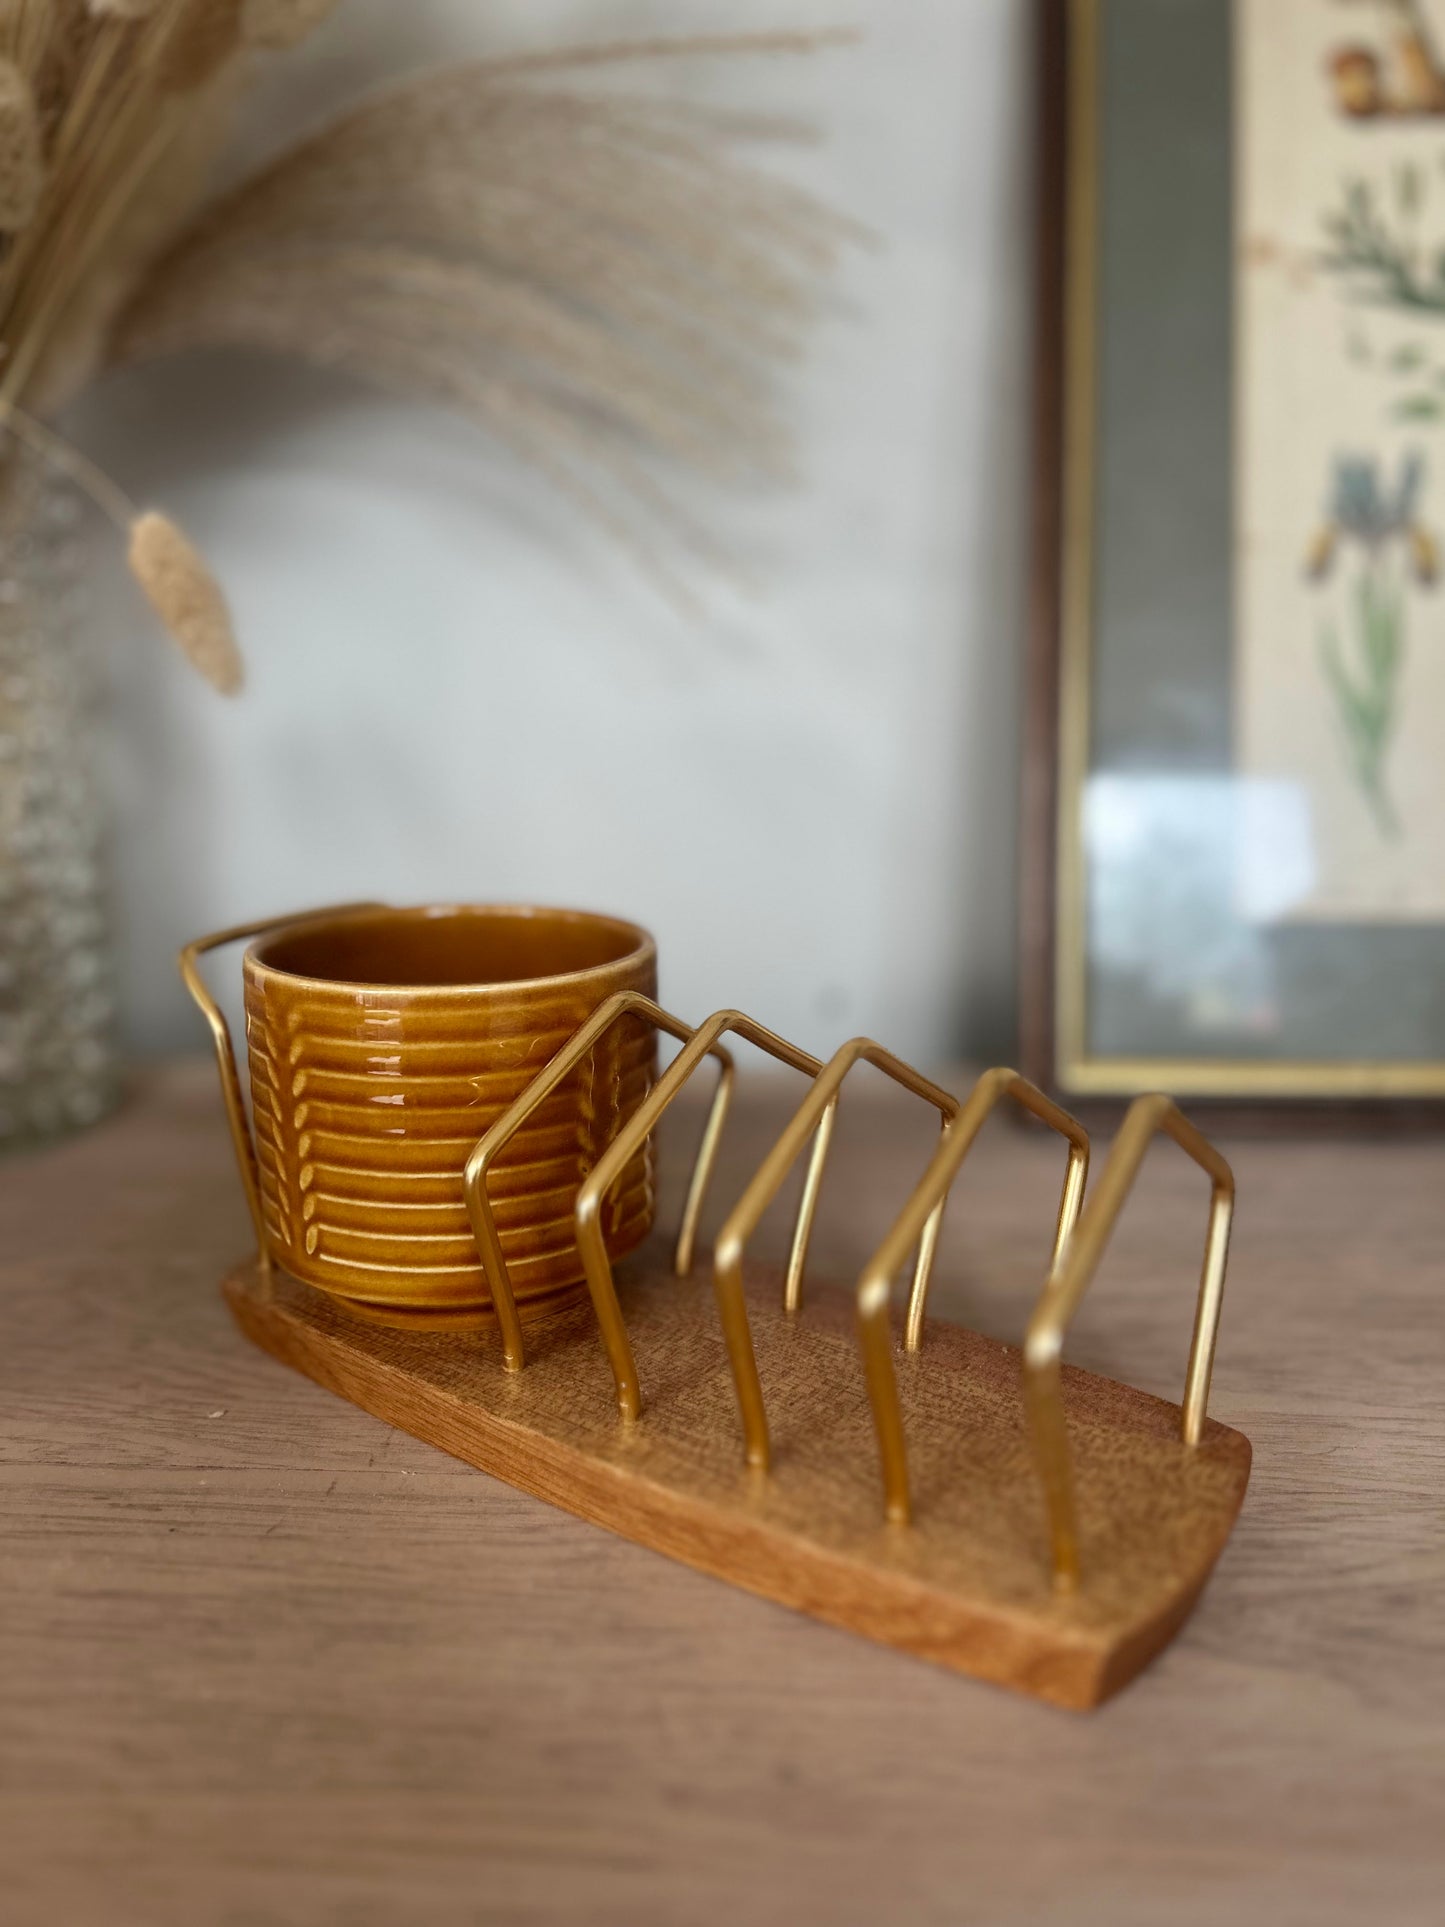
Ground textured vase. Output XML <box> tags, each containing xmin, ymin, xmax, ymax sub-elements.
<box><xmin>0</xmin><ymin>461</ymin><xmax>119</xmax><ymax>1147</ymax></box>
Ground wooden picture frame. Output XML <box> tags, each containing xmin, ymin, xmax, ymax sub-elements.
<box><xmin>1021</xmin><ymin>0</ymin><xmax>1445</xmax><ymax>1125</ymax></box>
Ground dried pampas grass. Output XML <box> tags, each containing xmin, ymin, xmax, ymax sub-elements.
<box><xmin>0</xmin><ymin>6</ymin><xmax>855</xmax><ymax>678</ymax></box>
<box><xmin>242</xmin><ymin>0</ymin><xmax>341</xmax><ymax>50</ymax></box>
<box><xmin>88</xmin><ymin>2</ymin><xmax>166</xmax><ymax>21</ymax></box>
<box><xmin>116</xmin><ymin>35</ymin><xmax>862</xmax><ymax>594</ymax></box>
<box><xmin>0</xmin><ymin>58</ymin><xmax>42</xmax><ymax>231</ymax></box>
<box><xmin>159</xmin><ymin>0</ymin><xmax>246</xmax><ymax>94</ymax></box>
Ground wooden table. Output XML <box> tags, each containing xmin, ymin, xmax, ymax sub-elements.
<box><xmin>3</xmin><ymin>1062</ymin><xmax>1442</xmax><ymax>1924</ymax></box>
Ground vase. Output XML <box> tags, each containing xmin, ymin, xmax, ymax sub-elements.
<box><xmin>0</xmin><ymin>457</ymin><xmax>119</xmax><ymax>1147</ymax></box>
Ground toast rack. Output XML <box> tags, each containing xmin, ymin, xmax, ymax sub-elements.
<box><xmin>190</xmin><ymin>954</ymin><xmax>1250</xmax><ymax>1711</ymax></box>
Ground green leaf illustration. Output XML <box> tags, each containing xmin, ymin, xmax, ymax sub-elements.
<box><xmin>1317</xmin><ymin>569</ymin><xmax>1404</xmax><ymax>841</ymax></box>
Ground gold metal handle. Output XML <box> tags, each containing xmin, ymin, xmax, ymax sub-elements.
<box><xmin>463</xmin><ymin>992</ymin><xmax>735</xmax><ymax>1380</ymax></box>
<box><xmin>855</xmin><ymin>1068</ymin><xmax>1091</xmax><ymax>1524</ymax></box>
<box><xmin>711</xmin><ymin>1038</ymin><xmax>961</xmax><ymax>1470</ymax></box>
<box><xmin>1023</xmin><ymin>1093</ymin><xmax>1234</xmax><ymax>1591</ymax></box>
<box><xmin>178</xmin><ymin>904</ymin><xmax>383</xmax><ymax>1267</ymax></box>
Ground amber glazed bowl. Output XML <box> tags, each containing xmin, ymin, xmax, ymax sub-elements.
<box><xmin>236</xmin><ymin>905</ymin><xmax>657</xmax><ymax>1327</ymax></box>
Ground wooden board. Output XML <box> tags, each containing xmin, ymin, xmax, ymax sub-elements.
<box><xmin>225</xmin><ymin>1247</ymin><xmax>1251</xmax><ymax>1710</ymax></box>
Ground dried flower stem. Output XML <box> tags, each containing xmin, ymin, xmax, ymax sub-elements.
<box><xmin>0</xmin><ymin>397</ymin><xmax>134</xmax><ymax>529</ymax></box>
<box><xmin>469</xmin><ymin>29</ymin><xmax>860</xmax><ymax>78</ymax></box>
<box><xmin>1</xmin><ymin>400</ymin><xmax>243</xmax><ymax>693</ymax></box>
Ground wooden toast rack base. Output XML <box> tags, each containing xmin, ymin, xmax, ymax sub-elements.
<box><xmin>226</xmin><ymin>1247</ymin><xmax>1250</xmax><ymax>1710</ymax></box>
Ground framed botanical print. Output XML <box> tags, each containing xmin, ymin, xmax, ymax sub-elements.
<box><xmin>1023</xmin><ymin>0</ymin><xmax>1445</xmax><ymax>1116</ymax></box>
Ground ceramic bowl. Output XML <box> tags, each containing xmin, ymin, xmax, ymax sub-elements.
<box><xmin>240</xmin><ymin>904</ymin><xmax>657</xmax><ymax>1327</ymax></box>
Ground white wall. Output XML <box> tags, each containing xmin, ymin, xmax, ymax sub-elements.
<box><xmin>76</xmin><ymin>0</ymin><xmax>1033</xmax><ymax>1066</ymax></box>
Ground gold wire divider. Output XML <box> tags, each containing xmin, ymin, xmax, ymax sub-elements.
<box><xmin>710</xmin><ymin>1040</ymin><xmax>962</xmax><ymax>1471</ymax></box>
<box><xmin>462</xmin><ymin>990</ymin><xmax>735</xmax><ymax>1380</ymax></box>
<box><xmin>854</xmin><ymin>1068</ymin><xmax>1092</xmax><ymax>1527</ymax></box>
<box><xmin>466</xmin><ymin>1003</ymin><xmax>831</xmax><ymax>1433</ymax></box>
<box><xmin>178</xmin><ymin>904</ymin><xmax>385</xmax><ymax>1270</ymax></box>
<box><xmin>1022</xmin><ymin>1093</ymin><xmax>1235</xmax><ymax>1591</ymax></box>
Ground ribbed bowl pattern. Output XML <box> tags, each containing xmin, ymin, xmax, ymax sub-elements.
<box><xmin>240</xmin><ymin>909</ymin><xmax>657</xmax><ymax>1327</ymax></box>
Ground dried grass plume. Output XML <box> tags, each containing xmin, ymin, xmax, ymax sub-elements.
<box><xmin>128</xmin><ymin>511</ymin><xmax>244</xmax><ymax>694</ymax></box>
<box><xmin>116</xmin><ymin>33</ymin><xmax>862</xmax><ymax>595</ymax></box>
<box><xmin>0</xmin><ymin>9</ymin><xmax>855</xmax><ymax>667</ymax></box>
<box><xmin>88</xmin><ymin>2</ymin><xmax>166</xmax><ymax>20</ymax></box>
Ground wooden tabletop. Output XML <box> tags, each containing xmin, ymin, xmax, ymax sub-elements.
<box><xmin>3</xmin><ymin>1062</ymin><xmax>1442</xmax><ymax>1925</ymax></box>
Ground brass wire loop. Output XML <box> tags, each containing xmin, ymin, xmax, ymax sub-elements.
<box><xmin>1022</xmin><ymin>1093</ymin><xmax>1235</xmax><ymax>1592</ymax></box>
<box><xmin>854</xmin><ymin>1068</ymin><xmax>1091</xmax><ymax>1527</ymax></box>
<box><xmin>467</xmin><ymin>1004</ymin><xmax>848</xmax><ymax>1443</ymax></box>
<box><xmin>178</xmin><ymin>904</ymin><xmax>384</xmax><ymax>1270</ymax></box>
<box><xmin>463</xmin><ymin>991</ymin><xmax>736</xmax><ymax>1384</ymax></box>
<box><xmin>711</xmin><ymin>1039</ymin><xmax>961</xmax><ymax>1469</ymax></box>
<box><xmin>565</xmin><ymin>1009</ymin><xmax>829</xmax><ymax>1440</ymax></box>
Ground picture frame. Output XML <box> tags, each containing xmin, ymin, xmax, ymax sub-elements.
<box><xmin>1022</xmin><ymin>0</ymin><xmax>1445</xmax><ymax>1122</ymax></box>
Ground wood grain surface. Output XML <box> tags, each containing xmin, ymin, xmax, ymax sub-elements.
<box><xmin>2</xmin><ymin>1061</ymin><xmax>1443</xmax><ymax>1924</ymax></box>
<box><xmin>224</xmin><ymin>1253</ymin><xmax>1250</xmax><ymax>1711</ymax></box>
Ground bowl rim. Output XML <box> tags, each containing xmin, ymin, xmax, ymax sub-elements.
<box><xmin>244</xmin><ymin>902</ymin><xmax>656</xmax><ymax>997</ymax></box>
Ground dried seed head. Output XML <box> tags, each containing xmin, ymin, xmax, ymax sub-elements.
<box><xmin>242</xmin><ymin>0</ymin><xmax>341</xmax><ymax>49</ymax></box>
<box><xmin>128</xmin><ymin>511</ymin><xmax>244</xmax><ymax>694</ymax></box>
<box><xmin>0</xmin><ymin>59</ymin><xmax>43</xmax><ymax>233</ymax></box>
<box><xmin>159</xmin><ymin>0</ymin><xmax>246</xmax><ymax>93</ymax></box>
